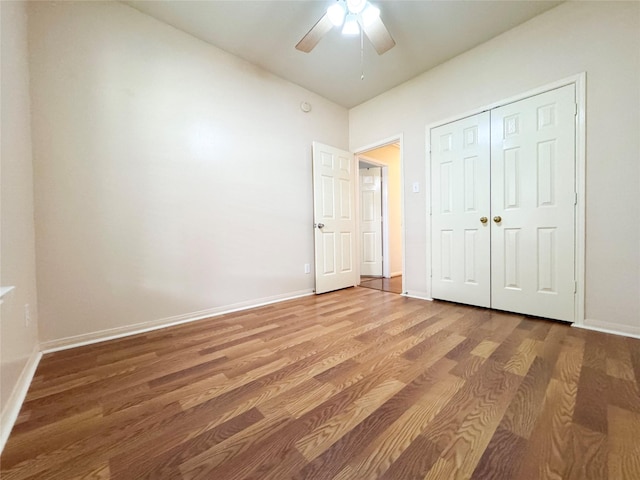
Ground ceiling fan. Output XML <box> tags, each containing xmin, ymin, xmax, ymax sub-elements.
<box><xmin>296</xmin><ymin>0</ymin><xmax>395</xmax><ymax>55</ymax></box>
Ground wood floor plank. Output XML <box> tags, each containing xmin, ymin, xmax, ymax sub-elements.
<box><xmin>3</xmin><ymin>402</ymin><xmax>183</xmax><ymax>480</ymax></box>
<box><xmin>627</xmin><ymin>336</ymin><xmax>640</xmax><ymax>387</ymax></box>
<box><xmin>500</xmin><ymin>357</ymin><xmax>553</xmax><ymax>439</ymax></box>
<box><xmin>608</xmin><ymin>405</ymin><xmax>640</xmax><ymax>480</ymax></box>
<box><xmin>514</xmin><ymin>333</ymin><xmax>584</xmax><ymax>480</ymax></box>
<box><xmin>109</xmin><ymin>407</ymin><xmax>266</xmax><ymax>479</ymax></box>
<box><xmin>419</xmin><ymin>358</ymin><xmax>517</xmax><ymax>452</ymax></box>
<box><xmin>469</xmin><ymin>427</ymin><xmax>528</xmax><ymax>480</ymax></box>
<box><xmin>333</xmin><ymin>370</ymin><xmax>464</xmax><ymax>480</ymax></box>
<box><xmin>607</xmin><ymin>376</ymin><xmax>640</xmax><ymax>413</ymax></box>
<box><xmin>294</xmin><ymin>378</ymin><xmax>406</xmax><ymax>461</ymax></box>
<box><xmin>2</xmin><ymin>287</ymin><xmax>639</xmax><ymax>479</ymax></box>
<box><xmin>422</xmin><ymin>365</ymin><xmax>523</xmax><ymax>480</ymax></box>
<box><xmin>292</xmin><ymin>361</ymin><xmax>463</xmax><ymax>480</ymax></box>
<box><xmin>469</xmin><ymin>339</ymin><xmax>500</xmax><ymax>358</ymax></box>
<box><xmin>182</xmin><ymin>361</ymin><xmax>401</xmax><ymax>479</ymax></box>
<box><xmin>503</xmin><ymin>337</ymin><xmax>540</xmax><ymax>376</ymax></box>
<box><xmin>563</xmin><ymin>422</ymin><xmax>608</xmax><ymax>480</ymax></box>
<box><xmin>177</xmin><ymin>410</ymin><xmax>292</xmax><ymax>480</ymax></box>
<box><xmin>514</xmin><ymin>378</ymin><xmax>575</xmax><ymax>479</ymax></box>
<box><xmin>378</xmin><ymin>434</ymin><xmax>441</xmax><ymax>480</ymax></box>
<box><xmin>573</xmin><ymin>365</ymin><xmax>609</xmax><ymax>433</ymax></box>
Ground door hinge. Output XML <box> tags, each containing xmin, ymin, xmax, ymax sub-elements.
<box><xmin>574</xmin><ymin>103</ymin><xmax>578</xmax><ymax>116</ymax></box>
<box><xmin>574</xmin><ymin>192</ymin><xmax>578</xmax><ymax>205</ymax></box>
<box><xmin>574</xmin><ymin>281</ymin><xmax>577</xmax><ymax>294</ymax></box>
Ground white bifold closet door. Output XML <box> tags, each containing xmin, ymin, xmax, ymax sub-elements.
<box><xmin>431</xmin><ymin>84</ymin><xmax>576</xmax><ymax>322</ymax></box>
<box><xmin>431</xmin><ymin>112</ymin><xmax>492</xmax><ymax>308</ymax></box>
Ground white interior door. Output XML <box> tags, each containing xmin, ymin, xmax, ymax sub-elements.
<box><xmin>431</xmin><ymin>112</ymin><xmax>491</xmax><ymax>307</ymax></box>
<box><xmin>359</xmin><ymin>167</ymin><xmax>383</xmax><ymax>276</ymax></box>
<box><xmin>312</xmin><ymin>142</ymin><xmax>358</xmax><ymax>294</ymax></box>
<box><xmin>490</xmin><ymin>84</ymin><xmax>576</xmax><ymax>321</ymax></box>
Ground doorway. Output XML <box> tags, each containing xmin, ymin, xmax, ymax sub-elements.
<box><xmin>357</xmin><ymin>142</ymin><xmax>403</xmax><ymax>294</ymax></box>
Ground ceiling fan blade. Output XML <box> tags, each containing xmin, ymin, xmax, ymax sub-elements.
<box><xmin>296</xmin><ymin>13</ymin><xmax>334</xmax><ymax>53</ymax></box>
<box><xmin>362</xmin><ymin>16</ymin><xmax>395</xmax><ymax>55</ymax></box>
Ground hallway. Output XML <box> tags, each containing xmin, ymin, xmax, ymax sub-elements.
<box><xmin>359</xmin><ymin>276</ymin><xmax>403</xmax><ymax>294</ymax></box>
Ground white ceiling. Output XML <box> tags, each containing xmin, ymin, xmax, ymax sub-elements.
<box><xmin>124</xmin><ymin>1</ymin><xmax>562</xmax><ymax>108</ymax></box>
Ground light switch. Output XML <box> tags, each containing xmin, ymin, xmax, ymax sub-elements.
<box><xmin>412</xmin><ymin>182</ymin><xmax>420</xmax><ymax>193</ymax></box>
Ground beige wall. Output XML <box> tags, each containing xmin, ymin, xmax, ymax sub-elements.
<box><xmin>350</xmin><ymin>1</ymin><xmax>640</xmax><ymax>334</ymax></box>
<box><xmin>0</xmin><ymin>0</ymin><xmax>40</xmax><ymax>421</ymax></box>
<box><xmin>359</xmin><ymin>145</ymin><xmax>403</xmax><ymax>277</ymax></box>
<box><xmin>28</xmin><ymin>1</ymin><xmax>348</xmax><ymax>344</ymax></box>
<box><xmin>10</xmin><ymin>1</ymin><xmax>640</xmax><ymax>349</ymax></box>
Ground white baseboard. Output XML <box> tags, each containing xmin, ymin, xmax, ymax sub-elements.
<box><xmin>1</xmin><ymin>346</ymin><xmax>42</xmax><ymax>454</ymax></box>
<box><xmin>390</xmin><ymin>271</ymin><xmax>403</xmax><ymax>278</ymax></box>
<box><xmin>403</xmin><ymin>290</ymin><xmax>433</xmax><ymax>301</ymax></box>
<box><xmin>574</xmin><ymin>318</ymin><xmax>640</xmax><ymax>340</ymax></box>
<box><xmin>41</xmin><ymin>289</ymin><xmax>314</xmax><ymax>353</ymax></box>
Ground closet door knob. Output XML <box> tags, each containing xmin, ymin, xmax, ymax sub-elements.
<box><xmin>480</xmin><ymin>217</ymin><xmax>488</xmax><ymax>224</ymax></box>
<box><xmin>493</xmin><ymin>216</ymin><xmax>502</xmax><ymax>223</ymax></box>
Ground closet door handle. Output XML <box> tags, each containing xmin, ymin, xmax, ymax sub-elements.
<box><xmin>493</xmin><ymin>216</ymin><xmax>502</xmax><ymax>223</ymax></box>
<box><xmin>480</xmin><ymin>217</ymin><xmax>488</xmax><ymax>224</ymax></box>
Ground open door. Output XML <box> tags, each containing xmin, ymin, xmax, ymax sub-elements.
<box><xmin>312</xmin><ymin>142</ymin><xmax>358</xmax><ymax>294</ymax></box>
<box><xmin>359</xmin><ymin>166</ymin><xmax>383</xmax><ymax>276</ymax></box>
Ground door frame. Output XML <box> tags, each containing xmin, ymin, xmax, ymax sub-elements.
<box><xmin>425</xmin><ymin>73</ymin><xmax>586</xmax><ymax>324</ymax></box>
<box><xmin>353</xmin><ymin>134</ymin><xmax>406</xmax><ymax>294</ymax></box>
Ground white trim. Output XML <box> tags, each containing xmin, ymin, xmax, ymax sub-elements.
<box><xmin>427</xmin><ymin>74</ymin><xmax>587</xmax><ymax>131</ymax></box>
<box><xmin>41</xmin><ymin>289</ymin><xmax>314</xmax><ymax>353</ymax></box>
<box><xmin>354</xmin><ymin>154</ymin><xmax>362</xmax><ymax>283</ymax></box>
<box><xmin>1</xmin><ymin>347</ymin><xmax>42</xmax><ymax>453</ymax></box>
<box><xmin>352</xmin><ymin>134</ymin><xmax>404</xmax><ymax>156</ymax></box>
<box><xmin>425</xmin><ymin>73</ymin><xmax>587</xmax><ymax>324</ymax></box>
<box><xmin>353</xmin><ymin>134</ymin><xmax>406</xmax><ymax>295</ymax></box>
<box><xmin>574</xmin><ymin>320</ymin><xmax>640</xmax><ymax>340</ymax></box>
<box><xmin>426</xmin><ymin>128</ymin><xmax>433</xmax><ymax>301</ymax></box>
<box><xmin>403</xmin><ymin>291</ymin><xmax>433</xmax><ymax>301</ymax></box>
<box><xmin>381</xmin><ymin>166</ymin><xmax>391</xmax><ymax>279</ymax></box>
<box><xmin>573</xmin><ymin>72</ymin><xmax>587</xmax><ymax>327</ymax></box>
<box><xmin>389</xmin><ymin>271</ymin><xmax>403</xmax><ymax>278</ymax></box>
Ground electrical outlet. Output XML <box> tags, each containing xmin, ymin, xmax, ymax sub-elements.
<box><xmin>24</xmin><ymin>304</ymin><xmax>31</xmax><ymax>327</ymax></box>
<box><xmin>304</xmin><ymin>263</ymin><xmax>311</xmax><ymax>274</ymax></box>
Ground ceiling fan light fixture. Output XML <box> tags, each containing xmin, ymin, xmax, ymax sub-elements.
<box><xmin>341</xmin><ymin>14</ymin><xmax>360</xmax><ymax>35</ymax></box>
<box><xmin>346</xmin><ymin>0</ymin><xmax>367</xmax><ymax>15</ymax></box>
<box><xmin>361</xmin><ymin>3</ymin><xmax>380</xmax><ymax>27</ymax></box>
<box><xmin>296</xmin><ymin>0</ymin><xmax>394</xmax><ymax>55</ymax></box>
<box><xmin>327</xmin><ymin>1</ymin><xmax>346</xmax><ymax>27</ymax></box>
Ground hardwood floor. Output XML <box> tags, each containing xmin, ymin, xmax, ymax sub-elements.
<box><xmin>2</xmin><ymin>287</ymin><xmax>639</xmax><ymax>479</ymax></box>
<box><xmin>359</xmin><ymin>276</ymin><xmax>403</xmax><ymax>294</ymax></box>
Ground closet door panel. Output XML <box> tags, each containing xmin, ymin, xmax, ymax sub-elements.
<box><xmin>431</xmin><ymin>112</ymin><xmax>491</xmax><ymax>307</ymax></box>
<box><xmin>490</xmin><ymin>85</ymin><xmax>576</xmax><ymax>322</ymax></box>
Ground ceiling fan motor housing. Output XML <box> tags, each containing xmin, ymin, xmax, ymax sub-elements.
<box><xmin>347</xmin><ymin>0</ymin><xmax>367</xmax><ymax>15</ymax></box>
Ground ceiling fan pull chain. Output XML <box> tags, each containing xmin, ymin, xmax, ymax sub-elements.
<box><xmin>360</xmin><ymin>26</ymin><xmax>365</xmax><ymax>80</ymax></box>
